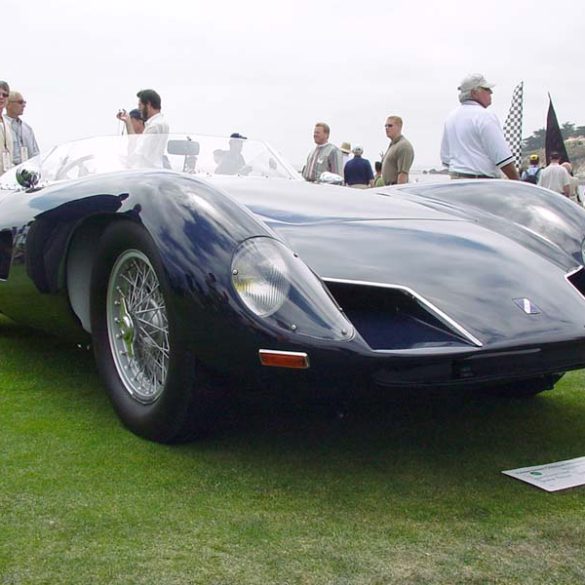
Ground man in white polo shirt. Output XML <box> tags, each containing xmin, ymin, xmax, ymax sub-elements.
<box><xmin>440</xmin><ymin>73</ymin><xmax>519</xmax><ymax>180</ymax></box>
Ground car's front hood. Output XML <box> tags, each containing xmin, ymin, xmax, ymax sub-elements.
<box><xmin>209</xmin><ymin>176</ymin><xmax>465</xmax><ymax>223</ymax></box>
<box><xmin>212</xmin><ymin>178</ymin><xmax>585</xmax><ymax>347</ymax></box>
<box><xmin>281</xmin><ymin>217</ymin><xmax>585</xmax><ymax>347</ymax></box>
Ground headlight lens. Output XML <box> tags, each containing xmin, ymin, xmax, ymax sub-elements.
<box><xmin>231</xmin><ymin>238</ymin><xmax>290</xmax><ymax>317</ymax></box>
<box><xmin>231</xmin><ymin>237</ymin><xmax>353</xmax><ymax>341</ymax></box>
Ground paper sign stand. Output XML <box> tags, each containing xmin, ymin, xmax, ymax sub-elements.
<box><xmin>503</xmin><ymin>456</ymin><xmax>585</xmax><ymax>492</ymax></box>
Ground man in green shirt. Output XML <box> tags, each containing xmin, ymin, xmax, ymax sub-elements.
<box><xmin>373</xmin><ymin>161</ymin><xmax>385</xmax><ymax>187</ymax></box>
<box><xmin>381</xmin><ymin>115</ymin><xmax>415</xmax><ymax>185</ymax></box>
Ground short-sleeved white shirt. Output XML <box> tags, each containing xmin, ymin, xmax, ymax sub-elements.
<box><xmin>440</xmin><ymin>101</ymin><xmax>514</xmax><ymax>177</ymax></box>
<box><xmin>132</xmin><ymin>112</ymin><xmax>170</xmax><ymax>168</ymax></box>
<box><xmin>538</xmin><ymin>162</ymin><xmax>570</xmax><ymax>194</ymax></box>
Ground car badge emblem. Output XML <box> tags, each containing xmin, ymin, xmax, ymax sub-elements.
<box><xmin>513</xmin><ymin>298</ymin><xmax>541</xmax><ymax>315</ymax></box>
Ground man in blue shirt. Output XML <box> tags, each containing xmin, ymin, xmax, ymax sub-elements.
<box><xmin>344</xmin><ymin>145</ymin><xmax>374</xmax><ymax>188</ymax></box>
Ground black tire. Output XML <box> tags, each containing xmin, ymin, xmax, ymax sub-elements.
<box><xmin>481</xmin><ymin>373</ymin><xmax>564</xmax><ymax>398</ymax></box>
<box><xmin>90</xmin><ymin>220</ymin><xmax>215</xmax><ymax>443</ymax></box>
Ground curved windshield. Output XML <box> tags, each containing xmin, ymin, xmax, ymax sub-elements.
<box><xmin>0</xmin><ymin>134</ymin><xmax>301</xmax><ymax>189</ymax></box>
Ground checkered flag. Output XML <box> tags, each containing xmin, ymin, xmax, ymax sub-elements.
<box><xmin>503</xmin><ymin>82</ymin><xmax>524</xmax><ymax>170</ymax></box>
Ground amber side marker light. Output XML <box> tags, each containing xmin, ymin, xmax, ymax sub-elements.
<box><xmin>258</xmin><ymin>350</ymin><xmax>310</xmax><ymax>369</ymax></box>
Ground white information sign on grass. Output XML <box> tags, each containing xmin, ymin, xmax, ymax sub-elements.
<box><xmin>503</xmin><ymin>456</ymin><xmax>585</xmax><ymax>492</ymax></box>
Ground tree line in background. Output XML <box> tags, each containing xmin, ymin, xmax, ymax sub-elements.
<box><xmin>523</xmin><ymin>122</ymin><xmax>585</xmax><ymax>153</ymax></box>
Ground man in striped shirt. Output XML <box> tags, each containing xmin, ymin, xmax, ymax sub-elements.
<box><xmin>302</xmin><ymin>122</ymin><xmax>343</xmax><ymax>182</ymax></box>
<box><xmin>5</xmin><ymin>91</ymin><xmax>39</xmax><ymax>165</ymax></box>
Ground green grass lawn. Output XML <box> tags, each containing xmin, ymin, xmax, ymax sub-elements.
<box><xmin>1</xmin><ymin>314</ymin><xmax>585</xmax><ymax>584</ymax></box>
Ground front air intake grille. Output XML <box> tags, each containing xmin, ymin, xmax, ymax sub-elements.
<box><xmin>567</xmin><ymin>267</ymin><xmax>585</xmax><ymax>297</ymax></box>
<box><xmin>323</xmin><ymin>280</ymin><xmax>474</xmax><ymax>350</ymax></box>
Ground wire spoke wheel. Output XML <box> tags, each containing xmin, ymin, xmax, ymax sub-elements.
<box><xmin>91</xmin><ymin>221</ymin><xmax>220</xmax><ymax>442</ymax></box>
<box><xmin>106</xmin><ymin>249</ymin><xmax>170</xmax><ymax>404</ymax></box>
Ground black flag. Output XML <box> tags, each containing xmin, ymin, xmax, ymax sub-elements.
<box><xmin>545</xmin><ymin>95</ymin><xmax>569</xmax><ymax>165</ymax></box>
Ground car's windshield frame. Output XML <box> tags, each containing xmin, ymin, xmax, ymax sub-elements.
<box><xmin>0</xmin><ymin>134</ymin><xmax>301</xmax><ymax>189</ymax></box>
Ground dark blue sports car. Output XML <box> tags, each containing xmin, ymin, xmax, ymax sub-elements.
<box><xmin>1</xmin><ymin>134</ymin><xmax>585</xmax><ymax>443</ymax></box>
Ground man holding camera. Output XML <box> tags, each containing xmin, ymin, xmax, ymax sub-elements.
<box><xmin>117</xmin><ymin>109</ymin><xmax>145</xmax><ymax>135</ymax></box>
<box><xmin>116</xmin><ymin>89</ymin><xmax>169</xmax><ymax>168</ymax></box>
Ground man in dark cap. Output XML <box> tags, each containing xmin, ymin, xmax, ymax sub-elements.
<box><xmin>116</xmin><ymin>108</ymin><xmax>145</xmax><ymax>135</ymax></box>
<box><xmin>215</xmin><ymin>132</ymin><xmax>247</xmax><ymax>175</ymax></box>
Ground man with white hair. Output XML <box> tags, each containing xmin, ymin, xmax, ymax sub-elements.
<box><xmin>440</xmin><ymin>74</ymin><xmax>519</xmax><ymax>180</ymax></box>
<box><xmin>5</xmin><ymin>90</ymin><xmax>39</xmax><ymax>165</ymax></box>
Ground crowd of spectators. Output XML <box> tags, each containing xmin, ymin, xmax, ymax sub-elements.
<box><xmin>0</xmin><ymin>76</ymin><xmax>580</xmax><ymax>204</ymax></box>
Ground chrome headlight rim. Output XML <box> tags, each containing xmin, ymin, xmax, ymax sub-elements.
<box><xmin>231</xmin><ymin>236</ymin><xmax>290</xmax><ymax>318</ymax></box>
<box><xmin>230</xmin><ymin>236</ymin><xmax>354</xmax><ymax>342</ymax></box>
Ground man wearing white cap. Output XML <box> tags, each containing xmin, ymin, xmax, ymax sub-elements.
<box><xmin>343</xmin><ymin>145</ymin><xmax>374</xmax><ymax>188</ymax></box>
<box><xmin>440</xmin><ymin>74</ymin><xmax>519</xmax><ymax>180</ymax></box>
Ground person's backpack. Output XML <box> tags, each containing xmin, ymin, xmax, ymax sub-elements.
<box><xmin>522</xmin><ymin>166</ymin><xmax>541</xmax><ymax>184</ymax></box>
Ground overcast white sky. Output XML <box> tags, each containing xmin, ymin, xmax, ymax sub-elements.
<box><xmin>3</xmin><ymin>0</ymin><xmax>584</xmax><ymax>169</ymax></box>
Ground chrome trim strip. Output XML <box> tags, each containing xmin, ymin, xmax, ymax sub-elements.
<box><xmin>322</xmin><ymin>277</ymin><xmax>483</xmax><ymax>347</ymax></box>
<box><xmin>565</xmin><ymin>265</ymin><xmax>583</xmax><ymax>280</ymax></box>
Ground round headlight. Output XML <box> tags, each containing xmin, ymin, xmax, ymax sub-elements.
<box><xmin>232</xmin><ymin>238</ymin><xmax>290</xmax><ymax>317</ymax></box>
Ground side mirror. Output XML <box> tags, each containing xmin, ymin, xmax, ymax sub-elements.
<box><xmin>318</xmin><ymin>171</ymin><xmax>344</xmax><ymax>185</ymax></box>
<box><xmin>16</xmin><ymin>166</ymin><xmax>41</xmax><ymax>189</ymax></box>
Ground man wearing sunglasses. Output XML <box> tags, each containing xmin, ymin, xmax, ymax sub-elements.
<box><xmin>440</xmin><ymin>73</ymin><xmax>519</xmax><ymax>180</ymax></box>
<box><xmin>381</xmin><ymin>116</ymin><xmax>415</xmax><ymax>185</ymax></box>
<box><xmin>5</xmin><ymin>90</ymin><xmax>39</xmax><ymax>165</ymax></box>
<box><xmin>0</xmin><ymin>81</ymin><xmax>14</xmax><ymax>174</ymax></box>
